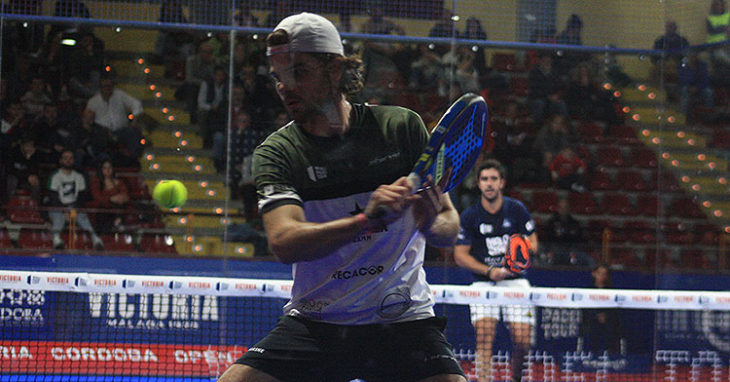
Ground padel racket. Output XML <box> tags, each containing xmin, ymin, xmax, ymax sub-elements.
<box><xmin>372</xmin><ymin>93</ymin><xmax>487</xmax><ymax>218</ymax></box>
<box><xmin>408</xmin><ymin>92</ymin><xmax>487</xmax><ymax>193</ymax></box>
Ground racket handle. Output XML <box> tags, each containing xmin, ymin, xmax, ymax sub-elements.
<box><xmin>370</xmin><ymin>172</ymin><xmax>422</xmax><ymax>219</ymax></box>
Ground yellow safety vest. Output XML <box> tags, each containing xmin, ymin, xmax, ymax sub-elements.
<box><xmin>707</xmin><ymin>12</ymin><xmax>730</xmax><ymax>43</ymax></box>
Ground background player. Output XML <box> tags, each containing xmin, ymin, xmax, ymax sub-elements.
<box><xmin>453</xmin><ymin>158</ymin><xmax>538</xmax><ymax>382</ymax></box>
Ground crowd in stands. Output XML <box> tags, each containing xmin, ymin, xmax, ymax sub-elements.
<box><xmin>0</xmin><ymin>2</ymin><xmax>728</xmax><ymax>268</ymax></box>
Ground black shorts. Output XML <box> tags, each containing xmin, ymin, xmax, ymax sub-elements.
<box><xmin>236</xmin><ymin>315</ymin><xmax>465</xmax><ymax>382</ymax></box>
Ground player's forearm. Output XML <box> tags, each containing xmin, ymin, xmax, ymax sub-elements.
<box><xmin>267</xmin><ymin>214</ymin><xmax>371</xmax><ymax>264</ymax></box>
<box><xmin>453</xmin><ymin>246</ymin><xmax>491</xmax><ymax>276</ymax></box>
<box><xmin>422</xmin><ymin>207</ymin><xmax>459</xmax><ymax>247</ymax></box>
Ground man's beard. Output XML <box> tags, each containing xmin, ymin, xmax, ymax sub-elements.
<box><xmin>482</xmin><ymin>190</ymin><xmax>499</xmax><ymax>203</ymax></box>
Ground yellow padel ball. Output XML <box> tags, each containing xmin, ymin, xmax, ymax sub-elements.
<box><xmin>153</xmin><ymin>180</ymin><xmax>188</xmax><ymax>209</ymax></box>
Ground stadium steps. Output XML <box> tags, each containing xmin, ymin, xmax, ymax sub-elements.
<box><xmin>618</xmin><ymin>84</ymin><xmax>729</xmax><ymax>229</ymax></box>
<box><xmin>91</xmin><ymin>26</ymin><xmax>261</xmax><ymax>257</ymax></box>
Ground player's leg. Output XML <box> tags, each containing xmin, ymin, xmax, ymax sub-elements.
<box><xmin>473</xmin><ymin>314</ymin><xmax>499</xmax><ymax>382</ymax></box>
<box><xmin>218</xmin><ymin>364</ymin><xmax>281</xmax><ymax>382</ymax></box>
<box><xmin>507</xmin><ymin>321</ymin><xmax>532</xmax><ymax>382</ymax></box>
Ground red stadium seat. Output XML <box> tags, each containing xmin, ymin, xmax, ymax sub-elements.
<box><xmin>102</xmin><ymin>233</ymin><xmax>136</xmax><ymax>252</ymax></box>
<box><xmin>624</xmin><ymin>220</ymin><xmax>656</xmax><ymax>244</ymax></box>
<box><xmin>509</xmin><ymin>77</ymin><xmax>529</xmax><ymax>97</ymax></box>
<box><xmin>668</xmin><ymin>196</ymin><xmax>705</xmax><ymax>219</ymax></box>
<box><xmin>492</xmin><ymin>52</ymin><xmax>521</xmax><ymax>72</ymax></box>
<box><xmin>636</xmin><ymin>194</ymin><xmax>659</xmax><ymax>216</ymax></box>
<box><xmin>712</xmin><ymin>127</ymin><xmax>730</xmax><ymax>149</ymax></box>
<box><xmin>695</xmin><ymin>223</ymin><xmax>721</xmax><ymax>246</ymax></box>
<box><xmin>596</xmin><ymin>146</ymin><xmax>626</xmax><ymax>167</ymax></box>
<box><xmin>7</xmin><ymin>196</ymin><xmax>45</xmax><ymax>225</ymax></box>
<box><xmin>579</xmin><ymin>121</ymin><xmax>605</xmax><ymax>143</ymax></box>
<box><xmin>615</xmin><ymin>170</ymin><xmax>648</xmax><ymax>192</ymax></box>
<box><xmin>663</xmin><ymin>221</ymin><xmax>696</xmax><ymax>245</ymax></box>
<box><xmin>569</xmin><ymin>192</ymin><xmax>600</xmax><ymax>215</ymax></box>
<box><xmin>629</xmin><ymin>147</ymin><xmax>658</xmax><ymax>168</ymax></box>
<box><xmin>0</xmin><ymin>229</ymin><xmax>11</xmax><ymax>247</ymax></box>
<box><xmin>531</xmin><ymin>190</ymin><xmax>559</xmax><ymax>214</ymax></box>
<box><xmin>608</xmin><ymin>248</ymin><xmax>641</xmax><ymax>268</ymax></box>
<box><xmin>140</xmin><ymin>234</ymin><xmax>177</xmax><ymax>254</ymax></box>
<box><xmin>607</xmin><ymin>124</ymin><xmax>639</xmax><ymax>145</ymax></box>
<box><xmin>589</xmin><ymin>170</ymin><xmax>616</xmax><ymax>191</ymax></box>
<box><xmin>18</xmin><ymin>229</ymin><xmax>52</xmax><ymax>250</ymax></box>
<box><xmin>602</xmin><ymin>193</ymin><xmax>638</xmax><ymax>216</ymax></box>
<box><xmin>658</xmin><ymin>173</ymin><xmax>681</xmax><ymax>192</ymax></box>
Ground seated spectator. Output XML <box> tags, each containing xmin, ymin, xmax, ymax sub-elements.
<box><xmin>409</xmin><ymin>44</ymin><xmax>445</xmax><ymax>91</ymax></box>
<box><xmin>1</xmin><ymin>99</ymin><xmax>30</xmax><ymax>146</ymax></box>
<box><xmin>6</xmin><ymin>136</ymin><xmax>42</xmax><ymax>203</ymax></box>
<box><xmin>490</xmin><ymin>101</ymin><xmax>537</xmax><ymax>184</ymax></box>
<box><xmin>73</xmin><ymin>108</ymin><xmax>115</xmax><ymax>168</ymax></box>
<box><xmin>197</xmin><ymin>66</ymin><xmax>228</xmax><ymax>148</ymax></box>
<box><xmin>235</xmin><ymin>63</ymin><xmax>277</xmax><ymax>124</ymax></box>
<box><xmin>88</xmin><ymin>160</ymin><xmax>130</xmax><ymax>233</ymax></box>
<box><xmin>85</xmin><ymin>73</ymin><xmax>144</xmax><ymax>160</ymax></box>
<box><xmin>47</xmin><ymin>149</ymin><xmax>104</xmax><ymax>250</ymax></box>
<box><xmin>678</xmin><ymin>52</ymin><xmax>714</xmax><ymax>119</ymax></box>
<box><xmin>565</xmin><ymin>63</ymin><xmax>621</xmax><ymax>125</ymax></box>
<box><xmin>442</xmin><ymin>45</ymin><xmax>481</xmax><ymax>94</ymax></box>
<box><xmin>528</xmin><ymin>52</ymin><xmax>568</xmax><ymax>124</ymax></box>
<box><xmin>549</xmin><ymin>146</ymin><xmax>587</xmax><ymax>192</ymax></box>
<box><xmin>153</xmin><ymin>0</ymin><xmax>195</xmax><ymax>72</ymax></box>
<box><xmin>175</xmin><ymin>42</ymin><xmax>216</xmax><ymax>123</ymax></box>
<box><xmin>34</xmin><ymin>102</ymin><xmax>76</xmax><ymax>167</ymax></box>
<box><xmin>543</xmin><ymin>198</ymin><xmax>590</xmax><ymax>265</ymax></box>
<box><xmin>554</xmin><ymin>14</ymin><xmax>589</xmax><ymax>76</ymax></box>
<box><xmin>67</xmin><ymin>32</ymin><xmax>105</xmax><ymax>99</ymax></box>
<box><xmin>533</xmin><ymin>113</ymin><xmax>573</xmax><ymax>170</ymax></box>
<box><xmin>217</xmin><ymin>111</ymin><xmax>267</xmax><ymax>220</ymax></box>
<box><xmin>20</xmin><ymin>76</ymin><xmax>52</xmax><ymax>116</ymax></box>
<box><xmin>359</xmin><ymin>5</ymin><xmax>407</xmax><ymax>86</ymax></box>
<box><xmin>651</xmin><ymin>20</ymin><xmax>689</xmax><ymax>86</ymax></box>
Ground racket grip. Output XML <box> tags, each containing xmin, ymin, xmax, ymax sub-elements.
<box><xmin>370</xmin><ymin>173</ymin><xmax>422</xmax><ymax>219</ymax></box>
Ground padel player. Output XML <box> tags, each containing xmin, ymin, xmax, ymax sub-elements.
<box><xmin>217</xmin><ymin>12</ymin><xmax>466</xmax><ymax>382</ymax></box>
<box><xmin>453</xmin><ymin>159</ymin><xmax>538</xmax><ymax>382</ymax></box>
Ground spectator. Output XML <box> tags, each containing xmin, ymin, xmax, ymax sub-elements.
<box><xmin>549</xmin><ymin>146</ymin><xmax>587</xmax><ymax>192</ymax></box>
<box><xmin>565</xmin><ymin>63</ymin><xmax>621</xmax><ymax>125</ymax></box>
<box><xmin>197</xmin><ymin>66</ymin><xmax>228</xmax><ymax>148</ymax></box>
<box><xmin>235</xmin><ymin>63</ymin><xmax>278</xmax><ymax>124</ymax></box>
<box><xmin>67</xmin><ymin>32</ymin><xmax>105</xmax><ymax>99</ymax></box>
<box><xmin>442</xmin><ymin>45</ymin><xmax>481</xmax><ymax>94</ymax></box>
<box><xmin>47</xmin><ymin>149</ymin><xmax>104</xmax><ymax>250</ymax></box>
<box><xmin>226</xmin><ymin>111</ymin><xmax>266</xmax><ymax>220</ymax></box>
<box><xmin>533</xmin><ymin>113</ymin><xmax>573</xmax><ymax>171</ymax></box>
<box><xmin>1</xmin><ymin>99</ymin><xmax>30</xmax><ymax>146</ymax></box>
<box><xmin>678</xmin><ymin>52</ymin><xmax>714</xmax><ymax>119</ymax></box>
<box><xmin>175</xmin><ymin>42</ymin><xmax>216</xmax><ymax>123</ymax></box>
<box><xmin>33</xmin><ymin>102</ymin><xmax>76</xmax><ymax>166</ymax></box>
<box><xmin>233</xmin><ymin>0</ymin><xmax>259</xmax><ymax>27</ymax></box>
<box><xmin>88</xmin><ymin>159</ymin><xmax>130</xmax><ymax>234</ymax></box>
<box><xmin>34</xmin><ymin>30</ymin><xmax>71</xmax><ymax>98</ymax></box>
<box><xmin>706</xmin><ymin>0</ymin><xmax>730</xmax><ymax>75</ymax></box>
<box><xmin>6</xmin><ymin>136</ymin><xmax>42</xmax><ymax>203</ymax></box>
<box><xmin>73</xmin><ymin>108</ymin><xmax>115</xmax><ymax>168</ymax></box>
<box><xmin>409</xmin><ymin>44</ymin><xmax>445</xmax><ymax>91</ymax></box>
<box><xmin>264</xmin><ymin>0</ymin><xmax>293</xmax><ymax>28</ymax></box>
<box><xmin>85</xmin><ymin>73</ymin><xmax>144</xmax><ymax>159</ymax></box>
<box><xmin>359</xmin><ymin>5</ymin><xmax>407</xmax><ymax>86</ymax></box>
<box><xmin>490</xmin><ymin>101</ymin><xmax>537</xmax><ymax>184</ymax></box>
<box><xmin>527</xmin><ymin>52</ymin><xmax>568</xmax><ymax>124</ymax></box>
<box><xmin>20</xmin><ymin>76</ymin><xmax>52</xmax><ymax>117</ymax></box>
<box><xmin>555</xmin><ymin>14</ymin><xmax>590</xmax><ymax>76</ymax></box>
<box><xmin>580</xmin><ymin>264</ymin><xmax>625</xmax><ymax>354</ymax></box>
<box><xmin>153</xmin><ymin>0</ymin><xmax>195</xmax><ymax>69</ymax></box>
<box><xmin>53</xmin><ymin>0</ymin><xmax>90</xmax><ymax>18</ymax></box>
<box><xmin>651</xmin><ymin>20</ymin><xmax>689</xmax><ymax>85</ymax></box>
<box><xmin>543</xmin><ymin>198</ymin><xmax>592</xmax><ymax>266</ymax></box>
<box><xmin>429</xmin><ymin>7</ymin><xmax>460</xmax><ymax>55</ymax></box>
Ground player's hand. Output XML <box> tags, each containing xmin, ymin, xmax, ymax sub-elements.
<box><xmin>409</xmin><ymin>175</ymin><xmax>443</xmax><ymax>231</ymax></box>
<box><xmin>364</xmin><ymin>176</ymin><xmax>412</xmax><ymax>225</ymax></box>
<box><xmin>490</xmin><ymin>266</ymin><xmax>518</xmax><ymax>282</ymax></box>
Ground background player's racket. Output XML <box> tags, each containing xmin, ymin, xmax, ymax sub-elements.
<box><xmin>373</xmin><ymin>93</ymin><xmax>487</xmax><ymax>217</ymax></box>
<box><xmin>410</xmin><ymin>92</ymin><xmax>487</xmax><ymax>193</ymax></box>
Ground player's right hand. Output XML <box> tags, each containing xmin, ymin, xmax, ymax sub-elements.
<box><xmin>364</xmin><ymin>176</ymin><xmax>412</xmax><ymax>224</ymax></box>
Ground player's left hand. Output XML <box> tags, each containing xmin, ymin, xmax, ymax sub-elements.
<box><xmin>409</xmin><ymin>175</ymin><xmax>444</xmax><ymax>231</ymax></box>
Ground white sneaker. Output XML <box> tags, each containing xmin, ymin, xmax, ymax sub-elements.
<box><xmin>52</xmin><ymin>235</ymin><xmax>64</xmax><ymax>250</ymax></box>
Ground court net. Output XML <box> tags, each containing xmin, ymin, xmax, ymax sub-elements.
<box><xmin>2</xmin><ymin>270</ymin><xmax>730</xmax><ymax>382</ymax></box>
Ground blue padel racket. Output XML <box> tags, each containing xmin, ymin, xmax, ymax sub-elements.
<box><xmin>408</xmin><ymin>92</ymin><xmax>487</xmax><ymax>194</ymax></box>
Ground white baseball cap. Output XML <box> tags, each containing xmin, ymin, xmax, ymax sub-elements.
<box><xmin>266</xmin><ymin>12</ymin><xmax>344</xmax><ymax>57</ymax></box>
